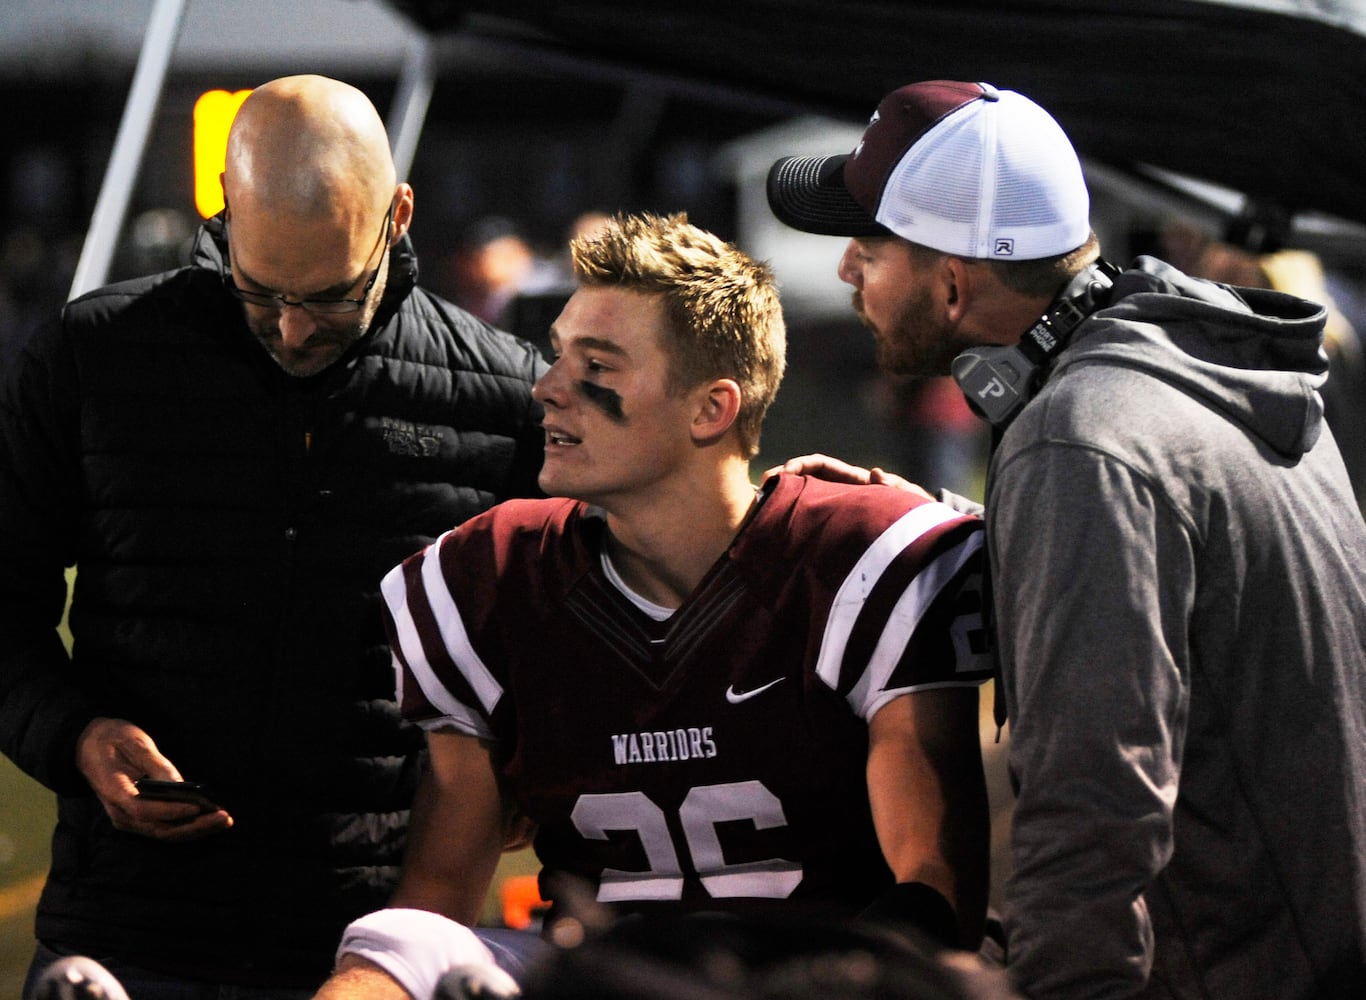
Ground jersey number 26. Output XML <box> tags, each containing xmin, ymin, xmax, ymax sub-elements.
<box><xmin>571</xmin><ymin>779</ymin><xmax>803</xmax><ymax>902</ymax></box>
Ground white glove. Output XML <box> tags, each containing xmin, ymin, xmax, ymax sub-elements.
<box><xmin>339</xmin><ymin>908</ymin><xmax>516</xmax><ymax>1000</ymax></box>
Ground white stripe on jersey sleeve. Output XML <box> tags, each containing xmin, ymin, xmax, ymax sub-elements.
<box><xmin>380</xmin><ymin>532</ymin><xmax>500</xmax><ymax>740</ymax></box>
<box><xmin>850</xmin><ymin>531</ymin><xmax>982</xmax><ymax>719</ymax></box>
<box><xmin>814</xmin><ymin>502</ymin><xmax>977</xmax><ymax>717</ymax></box>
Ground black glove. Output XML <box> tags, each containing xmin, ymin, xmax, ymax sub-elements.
<box><xmin>859</xmin><ymin>881</ymin><xmax>960</xmax><ymax>950</ymax></box>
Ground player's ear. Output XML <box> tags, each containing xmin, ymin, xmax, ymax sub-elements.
<box><xmin>690</xmin><ymin>378</ymin><xmax>742</xmax><ymax>445</ymax></box>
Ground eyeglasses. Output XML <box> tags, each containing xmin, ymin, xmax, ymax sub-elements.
<box><xmin>221</xmin><ymin>200</ymin><xmax>394</xmax><ymax>315</ymax></box>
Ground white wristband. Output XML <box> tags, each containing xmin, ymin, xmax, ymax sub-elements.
<box><xmin>338</xmin><ymin>908</ymin><xmax>500</xmax><ymax>1000</ymax></box>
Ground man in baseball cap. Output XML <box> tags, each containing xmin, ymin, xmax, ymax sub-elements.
<box><xmin>767</xmin><ymin>81</ymin><xmax>1366</xmax><ymax>1000</ymax></box>
<box><xmin>767</xmin><ymin>80</ymin><xmax>1101</xmax><ymax>389</ymax></box>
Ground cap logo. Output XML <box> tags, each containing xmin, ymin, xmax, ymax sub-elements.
<box><xmin>993</xmin><ymin>238</ymin><xmax>1015</xmax><ymax>256</ymax></box>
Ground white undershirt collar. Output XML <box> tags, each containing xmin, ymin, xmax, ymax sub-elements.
<box><xmin>599</xmin><ymin>546</ymin><xmax>675</xmax><ymax>621</ymax></box>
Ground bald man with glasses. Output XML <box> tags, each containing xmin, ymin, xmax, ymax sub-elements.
<box><xmin>217</xmin><ymin>82</ymin><xmax>410</xmax><ymax>379</ymax></box>
<box><xmin>1</xmin><ymin>75</ymin><xmax>546</xmax><ymax>999</ymax></box>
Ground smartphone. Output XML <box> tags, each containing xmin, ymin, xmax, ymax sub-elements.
<box><xmin>134</xmin><ymin>778</ymin><xmax>221</xmax><ymax>811</ymax></box>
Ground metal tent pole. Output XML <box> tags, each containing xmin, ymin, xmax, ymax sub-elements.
<box><xmin>387</xmin><ymin>32</ymin><xmax>435</xmax><ymax>184</ymax></box>
<box><xmin>68</xmin><ymin>0</ymin><xmax>187</xmax><ymax>301</ymax></box>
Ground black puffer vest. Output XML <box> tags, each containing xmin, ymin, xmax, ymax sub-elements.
<box><xmin>7</xmin><ymin>222</ymin><xmax>544</xmax><ymax>985</ymax></box>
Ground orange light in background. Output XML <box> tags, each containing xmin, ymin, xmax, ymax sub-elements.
<box><xmin>193</xmin><ymin>89</ymin><xmax>252</xmax><ymax>219</ymax></box>
<box><xmin>500</xmin><ymin>874</ymin><xmax>547</xmax><ymax>930</ymax></box>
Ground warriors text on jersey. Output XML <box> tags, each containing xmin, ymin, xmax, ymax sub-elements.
<box><xmin>382</xmin><ymin>473</ymin><xmax>991</xmax><ymax>919</ymax></box>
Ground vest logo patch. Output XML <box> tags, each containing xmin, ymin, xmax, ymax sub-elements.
<box><xmin>380</xmin><ymin>417</ymin><xmax>442</xmax><ymax>457</ymax></box>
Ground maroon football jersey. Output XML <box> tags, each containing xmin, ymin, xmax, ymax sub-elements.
<box><xmin>382</xmin><ymin>473</ymin><xmax>990</xmax><ymax>920</ymax></box>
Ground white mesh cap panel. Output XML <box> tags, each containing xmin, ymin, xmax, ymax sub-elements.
<box><xmin>875</xmin><ymin>90</ymin><xmax>1090</xmax><ymax>260</ymax></box>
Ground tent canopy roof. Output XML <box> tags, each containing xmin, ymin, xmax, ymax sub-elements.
<box><xmin>388</xmin><ymin>0</ymin><xmax>1366</xmax><ymax>234</ymax></box>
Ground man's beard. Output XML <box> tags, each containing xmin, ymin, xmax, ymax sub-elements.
<box><xmin>852</xmin><ymin>289</ymin><xmax>965</xmax><ymax>380</ymax></box>
<box><xmin>248</xmin><ymin>317</ymin><xmax>366</xmax><ymax>377</ymax></box>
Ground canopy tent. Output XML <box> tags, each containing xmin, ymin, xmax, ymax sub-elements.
<box><xmin>385</xmin><ymin>0</ymin><xmax>1366</xmax><ymax>241</ymax></box>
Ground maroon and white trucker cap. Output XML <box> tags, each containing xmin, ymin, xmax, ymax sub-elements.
<box><xmin>767</xmin><ymin>81</ymin><xmax>1090</xmax><ymax>260</ymax></box>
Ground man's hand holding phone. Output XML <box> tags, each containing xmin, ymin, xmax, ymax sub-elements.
<box><xmin>77</xmin><ymin>717</ymin><xmax>233</xmax><ymax>841</ymax></box>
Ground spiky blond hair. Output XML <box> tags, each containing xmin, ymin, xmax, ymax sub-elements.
<box><xmin>571</xmin><ymin>212</ymin><xmax>786</xmax><ymax>458</ymax></box>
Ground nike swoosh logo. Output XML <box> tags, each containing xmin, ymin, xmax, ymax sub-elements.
<box><xmin>725</xmin><ymin>678</ymin><xmax>786</xmax><ymax>704</ymax></box>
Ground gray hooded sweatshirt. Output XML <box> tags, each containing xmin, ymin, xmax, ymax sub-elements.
<box><xmin>988</xmin><ymin>257</ymin><xmax>1366</xmax><ymax>999</ymax></box>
